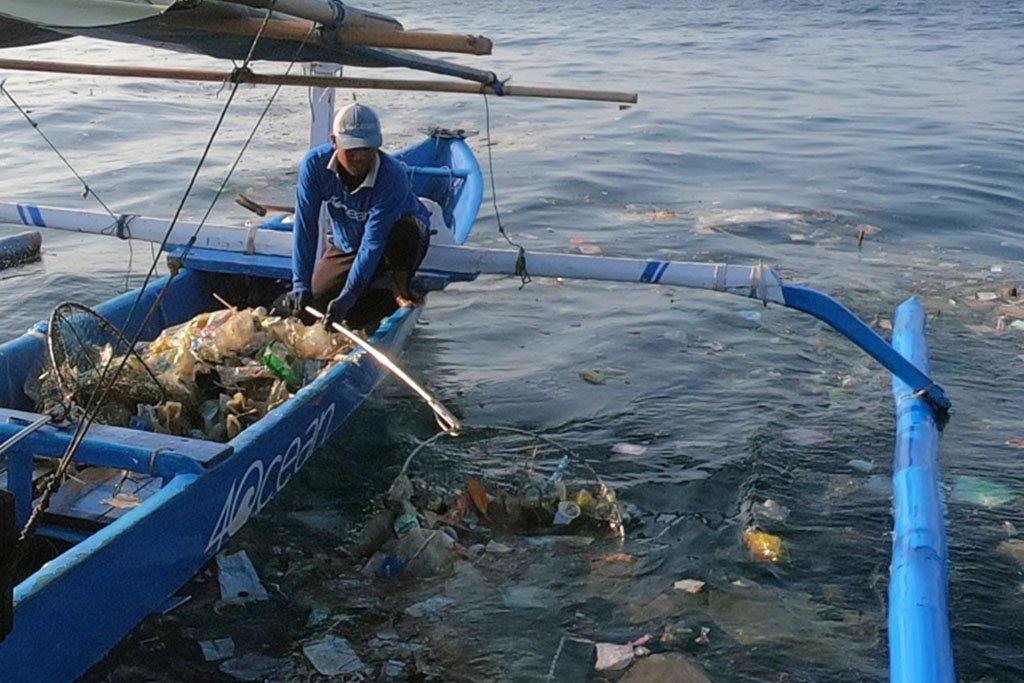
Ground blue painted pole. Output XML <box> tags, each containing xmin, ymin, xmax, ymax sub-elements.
<box><xmin>889</xmin><ymin>297</ymin><xmax>955</xmax><ymax>683</ymax></box>
<box><xmin>782</xmin><ymin>285</ymin><xmax>950</xmax><ymax>416</ymax></box>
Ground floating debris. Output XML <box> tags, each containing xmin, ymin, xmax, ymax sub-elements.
<box><xmin>752</xmin><ymin>499</ymin><xmax>790</xmax><ymax>522</ymax></box>
<box><xmin>743</xmin><ymin>528</ymin><xmax>783</xmax><ymax>563</ymax></box>
<box><xmin>782</xmin><ymin>427</ymin><xmax>830</xmax><ymax>446</ymax></box>
<box><xmin>579</xmin><ymin>369</ymin><xmax>606</xmax><ymax>385</ymax></box>
<box><xmin>500</xmin><ymin>585</ymin><xmax>556</xmax><ymax>609</ymax></box>
<box><xmin>951</xmin><ymin>475</ymin><xmax>1015</xmax><ymax>508</ymax></box>
<box><xmin>613</xmin><ymin>442</ymin><xmax>648</xmax><ymax>457</ymax></box>
<box><xmin>404</xmin><ymin>595</ymin><xmax>455</xmax><ymax>619</ymax></box>
<box><xmin>998</xmin><ymin>539</ymin><xmax>1024</xmax><ymax>568</ymax></box>
<box><xmin>738</xmin><ymin>309</ymin><xmax>762</xmax><ymax>322</ymax></box>
<box><xmin>976</xmin><ymin>291</ymin><xmax>999</xmax><ymax>302</ymax></box>
<box><xmin>673</xmin><ymin>579</ymin><xmax>706</xmax><ymax>594</ymax></box>
<box><xmin>620</xmin><ymin>653</ymin><xmax>713</xmax><ymax>683</ymax></box>
<box><xmin>218</xmin><ymin>654</ymin><xmax>285</xmax><ymax>681</ymax></box>
<box><xmin>302</xmin><ymin>635</ymin><xmax>365</xmax><ymax>676</ymax></box>
<box><xmin>198</xmin><ymin>637</ymin><xmax>235</xmax><ymax>662</ymax></box>
<box><xmin>595</xmin><ymin>642</ymin><xmax>635</xmax><ymax>671</ymax></box>
<box><xmin>217</xmin><ymin>550</ymin><xmax>269</xmax><ymax>604</ymax></box>
<box><xmin>847</xmin><ymin>458</ymin><xmax>875</xmax><ymax>473</ymax></box>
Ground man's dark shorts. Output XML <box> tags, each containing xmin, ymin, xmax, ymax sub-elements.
<box><xmin>309</xmin><ymin>213</ymin><xmax>429</xmax><ymax>329</ymax></box>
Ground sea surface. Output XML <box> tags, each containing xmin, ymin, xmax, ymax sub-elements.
<box><xmin>2</xmin><ymin>1</ymin><xmax>1023</xmax><ymax>681</ymax></box>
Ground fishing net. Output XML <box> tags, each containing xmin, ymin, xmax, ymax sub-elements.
<box><xmin>40</xmin><ymin>302</ymin><xmax>165</xmax><ymax>425</ymax></box>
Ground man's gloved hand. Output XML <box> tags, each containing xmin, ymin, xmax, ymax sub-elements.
<box><xmin>323</xmin><ymin>296</ymin><xmax>347</xmax><ymax>330</ymax></box>
<box><xmin>283</xmin><ymin>289</ymin><xmax>311</xmax><ymax>316</ymax></box>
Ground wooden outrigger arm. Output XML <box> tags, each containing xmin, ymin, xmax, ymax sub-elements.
<box><xmin>0</xmin><ymin>202</ymin><xmax>950</xmax><ymax>418</ymax></box>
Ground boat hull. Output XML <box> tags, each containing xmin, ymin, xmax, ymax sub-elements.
<box><xmin>0</xmin><ymin>268</ymin><xmax>422</xmax><ymax>681</ymax></box>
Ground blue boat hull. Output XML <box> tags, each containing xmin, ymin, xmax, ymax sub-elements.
<box><xmin>0</xmin><ymin>132</ymin><xmax>482</xmax><ymax>680</ymax></box>
<box><xmin>0</xmin><ymin>266</ymin><xmax>421</xmax><ymax>680</ymax></box>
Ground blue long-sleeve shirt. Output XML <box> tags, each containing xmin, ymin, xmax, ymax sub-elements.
<box><xmin>292</xmin><ymin>143</ymin><xmax>429</xmax><ymax>317</ymax></box>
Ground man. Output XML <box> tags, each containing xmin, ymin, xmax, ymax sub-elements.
<box><xmin>283</xmin><ymin>102</ymin><xmax>431</xmax><ymax>329</ymax></box>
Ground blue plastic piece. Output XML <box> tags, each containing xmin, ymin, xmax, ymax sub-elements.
<box><xmin>889</xmin><ymin>298</ymin><xmax>955</xmax><ymax>683</ymax></box>
<box><xmin>781</xmin><ymin>284</ymin><xmax>950</xmax><ymax>418</ymax></box>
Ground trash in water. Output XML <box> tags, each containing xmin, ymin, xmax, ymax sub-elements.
<box><xmin>579</xmin><ymin>367</ymin><xmax>627</xmax><ymax>385</ymax></box>
<box><xmin>743</xmin><ymin>527</ymin><xmax>783</xmax><ymax>563</ymax></box>
<box><xmin>738</xmin><ymin>310</ymin><xmax>762</xmax><ymax>322</ymax></box>
<box><xmin>305</xmin><ymin>605</ymin><xmax>332</xmax><ymax>627</ymax></box>
<box><xmin>674</xmin><ymin>579</ymin><xmax>705</xmax><ymax>594</ymax></box>
<box><xmin>404</xmin><ymin>595</ymin><xmax>455</xmax><ymax>619</ymax></box>
<box><xmin>1004</xmin><ymin>521</ymin><xmax>1018</xmax><ymax>537</ymax></box>
<box><xmin>752</xmin><ymin>499</ymin><xmax>790</xmax><ymax>522</ymax></box>
<box><xmin>612</xmin><ymin>442</ymin><xmax>648</xmax><ymax>457</ymax></box>
<box><xmin>218</xmin><ymin>654</ymin><xmax>285</xmax><ymax>681</ymax></box>
<box><xmin>217</xmin><ymin>550</ymin><xmax>269</xmax><ymax>603</ymax></box>
<box><xmin>976</xmin><ymin>291</ymin><xmax>999</xmax><ymax>302</ymax></box>
<box><xmin>998</xmin><ymin>539</ymin><xmax>1024</xmax><ymax>568</ymax></box>
<box><xmin>553</xmin><ymin>500</ymin><xmax>581</xmax><ymax>525</ymax></box>
<box><xmin>383</xmin><ymin>660</ymin><xmax>406</xmax><ymax>677</ymax></box>
<box><xmin>620</xmin><ymin>653</ymin><xmax>713</xmax><ymax>683</ymax></box>
<box><xmin>695</xmin><ymin>626</ymin><xmax>711</xmax><ymax>645</ymax></box>
<box><xmin>199</xmin><ymin>637</ymin><xmax>235</xmax><ymax>662</ymax></box>
<box><xmin>302</xmin><ymin>635</ymin><xmax>365</xmax><ymax>676</ymax></box>
<box><xmin>847</xmin><ymin>458</ymin><xmax>875</xmax><ymax>473</ymax></box>
<box><xmin>782</xmin><ymin>427</ymin><xmax>830</xmax><ymax>446</ymax></box>
<box><xmin>991</xmin><ymin>265</ymin><xmax>1004</xmax><ymax>273</ymax></box>
<box><xmin>601</xmin><ymin>552</ymin><xmax>634</xmax><ymax>564</ymax></box>
<box><xmin>500</xmin><ymin>585</ymin><xmax>556</xmax><ymax>609</ymax></box>
<box><xmin>485</xmin><ymin>540</ymin><xmax>513</xmax><ymax>554</ymax></box>
<box><xmin>595</xmin><ymin>642</ymin><xmax>635</xmax><ymax>671</ymax></box>
<box><xmin>951</xmin><ymin>475</ymin><xmax>1015</xmax><ymax>508</ymax></box>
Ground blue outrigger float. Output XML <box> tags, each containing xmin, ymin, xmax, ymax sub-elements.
<box><xmin>0</xmin><ymin>2</ymin><xmax>956</xmax><ymax>681</ymax></box>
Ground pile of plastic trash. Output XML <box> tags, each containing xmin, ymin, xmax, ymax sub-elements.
<box><xmin>35</xmin><ymin>306</ymin><xmax>352</xmax><ymax>442</ymax></box>
<box><xmin>355</xmin><ymin>468</ymin><xmax>624</xmax><ymax>579</ymax></box>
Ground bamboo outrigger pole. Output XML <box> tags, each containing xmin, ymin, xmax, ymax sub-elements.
<box><xmin>0</xmin><ymin>58</ymin><xmax>638</xmax><ymax>104</ymax></box>
<box><xmin>180</xmin><ymin>17</ymin><xmax>493</xmax><ymax>55</ymax></box>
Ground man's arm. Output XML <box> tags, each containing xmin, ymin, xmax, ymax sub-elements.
<box><xmin>291</xmin><ymin>156</ymin><xmax>322</xmax><ymax>293</ymax></box>
<box><xmin>326</xmin><ymin>200</ymin><xmax>403</xmax><ymax>321</ymax></box>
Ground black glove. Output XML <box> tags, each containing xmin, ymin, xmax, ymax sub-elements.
<box><xmin>323</xmin><ymin>296</ymin><xmax>346</xmax><ymax>330</ymax></box>
<box><xmin>284</xmin><ymin>289</ymin><xmax>311</xmax><ymax>316</ymax></box>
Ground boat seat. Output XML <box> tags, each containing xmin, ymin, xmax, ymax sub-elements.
<box><xmin>0</xmin><ymin>408</ymin><xmax>231</xmax><ymax>472</ymax></box>
<box><xmin>0</xmin><ymin>407</ymin><xmax>231</xmax><ymax>527</ymax></box>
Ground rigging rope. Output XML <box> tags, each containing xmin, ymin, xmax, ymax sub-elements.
<box><xmin>10</xmin><ymin>1</ymin><xmax>299</xmax><ymax>555</ymax></box>
<box><xmin>482</xmin><ymin>92</ymin><xmax>530</xmax><ymax>289</ymax></box>
<box><xmin>0</xmin><ymin>82</ymin><xmax>138</xmax><ymax>291</ymax></box>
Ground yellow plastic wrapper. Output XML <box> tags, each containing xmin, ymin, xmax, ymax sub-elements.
<box><xmin>743</xmin><ymin>527</ymin><xmax>783</xmax><ymax>563</ymax></box>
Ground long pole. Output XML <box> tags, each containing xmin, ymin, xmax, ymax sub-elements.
<box><xmin>176</xmin><ymin>16</ymin><xmax>493</xmax><ymax>55</ymax></box>
<box><xmin>0</xmin><ymin>58</ymin><xmax>638</xmax><ymax>104</ymax></box>
<box><xmin>888</xmin><ymin>298</ymin><xmax>955</xmax><ymax>683</ymax></box>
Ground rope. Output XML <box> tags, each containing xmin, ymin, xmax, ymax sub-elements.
<box><xmin>0</xmin><ymin>82</ymin><xmax>137</xmax><ymax>290</ymax></box>
<box><xmin>482</xmin><ymin>93</ymin><xmax>530</xmax><ymax>289</ymax></box>
<box><xmin>9</xmin><ymin>1</ymin><xmax>290</xmax><ymax>556</ymax></box>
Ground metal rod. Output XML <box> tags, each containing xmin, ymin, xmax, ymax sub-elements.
<box><xmin>0</xmin><ymin>414</ymin><xmax>52</xmax><ymax>459</ymax></box>
<box><xmin>0</xmin><ymin>58</ymin><xmax>638</xmax><ymax>104</ymax></box>
<box><xmin>305</xmin><ymin>306</ymin><xmax>461</xmax><ymax>435</ymax></box>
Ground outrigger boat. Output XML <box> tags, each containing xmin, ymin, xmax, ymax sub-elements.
<box><xmin>0</xmin><ymin>2</ymin><xmax>955</xmax><ymax>682</ymax></box>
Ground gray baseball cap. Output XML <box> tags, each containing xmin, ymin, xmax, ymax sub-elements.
<box><xmin>332</xmin><ymin>103</ymin><xmax>383</xmax><ymax>149</ymax></box>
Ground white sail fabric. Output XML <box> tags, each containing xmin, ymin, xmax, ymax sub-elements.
<box><xmin>0</xmin><ymin>0</ymin><xmax>171</xmax><ymax>28</ymax></box>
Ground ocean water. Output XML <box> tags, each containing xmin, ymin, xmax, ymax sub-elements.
<box><xmin>2</xmin><ymin>0</ymin><xmax>1024</xmax><ymax>680</ymax></box>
